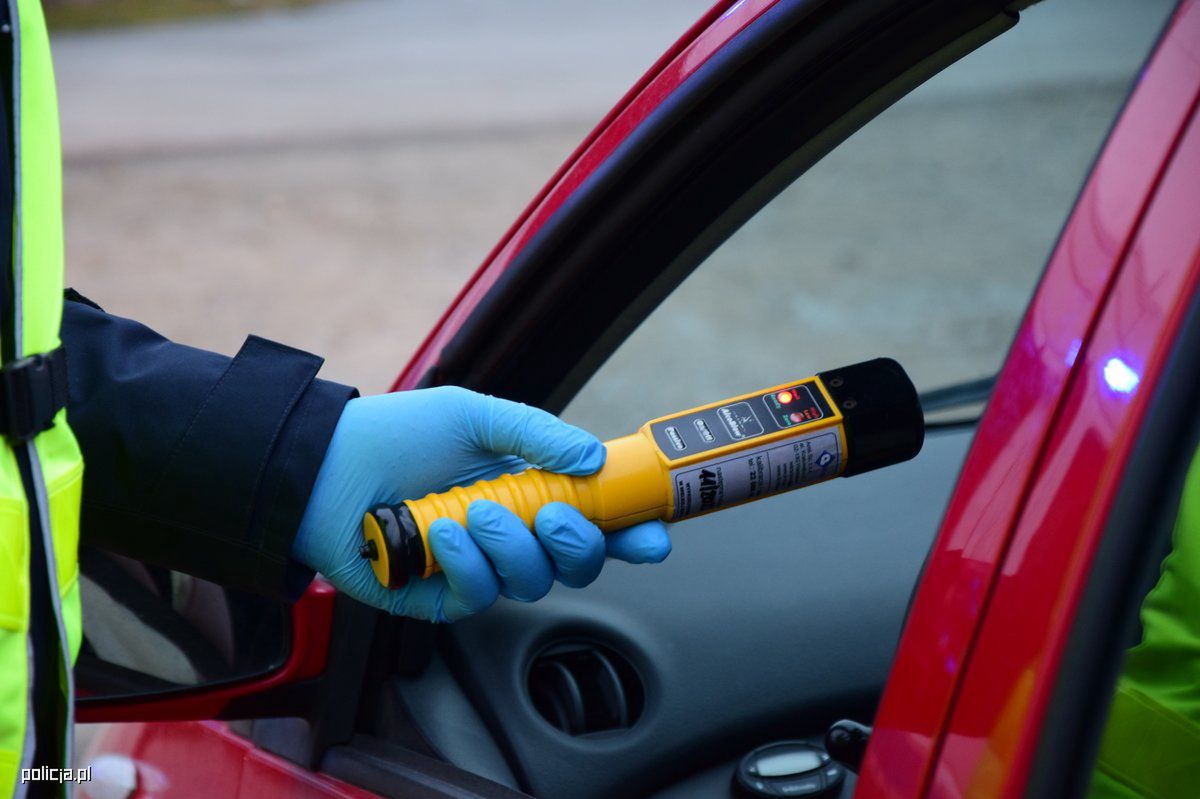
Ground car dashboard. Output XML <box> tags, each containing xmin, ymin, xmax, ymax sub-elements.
<box><xmin>385</xmin><ymin>427</ymin><xmax>975</xmax><ymax>799</ymax></box>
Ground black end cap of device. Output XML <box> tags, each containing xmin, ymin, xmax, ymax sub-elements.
<box><xmin>364</xmin><ymin>503</ymin><xmax>427</xmax><ymax>589</ymax></box>
<box><xmin>819</xmin><ymin>358</ymin><xmax>924</xmax><ymax>477</ymax></box>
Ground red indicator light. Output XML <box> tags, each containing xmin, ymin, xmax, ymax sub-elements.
<box><xmin>790</xmin><ymin>412</ymin><xmax>803</xmax><ymax>423</ymax></box>
<box><xmin>776</xmin><ymin>391</ymin><xmax>794</xmax><ymax>404</ymax></box>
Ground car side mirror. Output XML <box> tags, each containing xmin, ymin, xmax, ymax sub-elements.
<box><xmin>75</xmin><ymin>545</ymin><xmax>336</xmax><ymax>722</ymax></box>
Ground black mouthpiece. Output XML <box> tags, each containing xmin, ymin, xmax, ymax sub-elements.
<box><xmin>819</xmin><ymin>358</ymin><xmax>924</xmax><ymax>477</ymax></box>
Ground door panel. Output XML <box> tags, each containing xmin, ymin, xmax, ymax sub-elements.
<box><xmin>933</xmin><ymin>80</ymin><xmax>1200</xmax><ymax>797</ymax></box>
<box><xmin>862</xmin><ymin>2</ymin><xmax>1200</xmax><ymax>795</ymax></box>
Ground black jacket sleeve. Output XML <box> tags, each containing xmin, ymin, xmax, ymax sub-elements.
<box><xmin>62</xmin><ymin>290</ymin><xmax>357</xmax><ymax>601</ymax></box>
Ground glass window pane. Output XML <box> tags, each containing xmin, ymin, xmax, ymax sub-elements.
<box><xmin>564</xmin><ymin>1</ymin><xmax>1176</xmax><ymax>440</ymax></box>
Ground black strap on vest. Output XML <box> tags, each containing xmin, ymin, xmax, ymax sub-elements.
<box><xmin>0</xmin><ymin>4</ymin><xmax>68</xmax><ymax>446</ymax></box>
<box><xmin>0</xmin><ymin>346</ymin><xmax>68</xmax><ymax>441</ymax></box>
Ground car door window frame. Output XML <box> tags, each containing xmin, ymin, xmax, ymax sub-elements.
<box><xmin>422</xmin><ymin>0</ymin><xmax>1018</xmax><ymax>413</ymax></box>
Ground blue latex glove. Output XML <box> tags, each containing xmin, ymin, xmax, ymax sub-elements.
<box><xmin>292</xmin><ymin>386</ymin><xmax>671</xmax><ymax>621</ymax></box>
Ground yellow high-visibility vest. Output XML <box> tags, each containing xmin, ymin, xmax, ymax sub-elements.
<box><xmin>1089</xmin><ymin>447</ymin><xmax>1200</xmax><ymax>797</ymax></box>
<box><xmin>0</xmin><ymin>0</ymin><xmax>86</xmax><ymax>795</ymax></box>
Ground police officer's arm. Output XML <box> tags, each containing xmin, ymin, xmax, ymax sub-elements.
<box><xmin>62</xmin><ymin>290</ymin><xmax>356</xmax><ymax>600</ymax></box>
<box><xmin>62</xmin><ymin>291</ymin><xmax>670</xmax><ymax>619</ymax></box>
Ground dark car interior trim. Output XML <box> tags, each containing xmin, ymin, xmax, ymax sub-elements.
<box><xmin>245</xmin><ymin>594</ymin><xmax>376</xmax><ymax>767</ymax></box>
<box><xmin>323</xmin><ymin>736</ymin><xmax>535</xmax><ymax>799</ymax></box>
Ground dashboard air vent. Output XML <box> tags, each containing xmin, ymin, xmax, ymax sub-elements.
<box><xmin>527</xmin><ymin>642</ymin><xmax>643</xmax><ymax>735</ymax></box>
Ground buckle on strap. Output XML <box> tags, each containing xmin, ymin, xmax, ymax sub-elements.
<box><xmin>0</xmin><ymin>347</ymin><xmax>69</xmax><ymax>442</ymax></box>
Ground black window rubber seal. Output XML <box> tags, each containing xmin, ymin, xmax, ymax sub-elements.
<box><xmin>424</xmin><ymin>0</ymin><xmax>1017</xmax><ymax>413</ymax></box>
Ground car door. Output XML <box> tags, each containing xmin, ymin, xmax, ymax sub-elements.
<box><xmin>76</xmin><ymin>1</ymin><xmax>1185</xmax><ymax>798</ymax></box>
<box><xmin>862</xmin><ymin>3</ymin><xmax>1200</xmax><ymax>796</ymax></box>
<box><xmin>371</xmin><ymin>2</ymin><xmax>1181</xmax><ymax>799</ymax></box>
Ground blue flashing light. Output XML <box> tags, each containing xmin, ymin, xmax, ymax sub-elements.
<box><xmin>1103</xmin><ymin>357</ymin><xmax>1140</xmax><ymax>395</ymax></box>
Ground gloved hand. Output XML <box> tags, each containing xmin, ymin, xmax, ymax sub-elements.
<box><xmin>292</xmin><ymin>386</ymin><xmax>671</xmax><ymax>621</ymax></box>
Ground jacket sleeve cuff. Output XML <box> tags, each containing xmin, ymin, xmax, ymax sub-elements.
<box><xmin>65</xmin><ymin>292</ymin><xmax>360</xmax><ymax>602</ymax></box>
<box><xmin>143</xmin><ymin>335</ymin><xmax>357</xmax><ymax>601</ymax></box>
<box><xmin>255</xmin><ymin>373</ymin><xmax>358</xmax><ymax>601</ymax></box>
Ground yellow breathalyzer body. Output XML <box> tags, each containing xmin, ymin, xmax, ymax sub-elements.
<box><xmin>361</xmin><ymin>358</ymin><xmax>923</xmax><ymax>589</ymax></box>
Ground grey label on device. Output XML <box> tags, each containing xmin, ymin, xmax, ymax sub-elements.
<box><xmin>669</xmin><ymin>428</ymin><xmax>842</xmax><ymax>520</ymax></box>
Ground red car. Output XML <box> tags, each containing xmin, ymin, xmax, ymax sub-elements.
<box><xmin>76</xmin><ymin>0</ymin><xmax>1200</xmax><ymax>797</ymax></box>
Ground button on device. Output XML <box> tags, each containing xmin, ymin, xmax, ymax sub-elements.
<box><xmin>735</xmin><ymin>742</ymin><xmax>840</xmax><ymax>798</ymax></box>
<box><xmin>664</xmin><ymin>426</ymin><xmax>687</xmax><ymax>451</ymax></box>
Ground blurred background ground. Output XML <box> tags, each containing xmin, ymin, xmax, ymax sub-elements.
<box><xmin>45</xmin><ymin>0</ymin><xmax>324</xmax><ymax>29</ymax></box>
<box><xmin>54</xmin><ymin>0</ymin><xmax>713</xmax><ymax>393</ymax></box>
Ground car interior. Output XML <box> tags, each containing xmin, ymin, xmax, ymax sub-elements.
<box><xmin>75</xmin><ymin>0</ymin><xmax>1180</xmax><ymax>797</ymax></box>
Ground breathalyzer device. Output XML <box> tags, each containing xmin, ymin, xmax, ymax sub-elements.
<box><xmin>361</xmin><ymin>357</ymin><xmax>923</xmax><ymax>588</ymax></box>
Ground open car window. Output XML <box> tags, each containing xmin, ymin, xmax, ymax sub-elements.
<box><xmin>562</xmin><ymin>0</ymin><xmax>1176</xmax><ymax>441</ymax></box>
